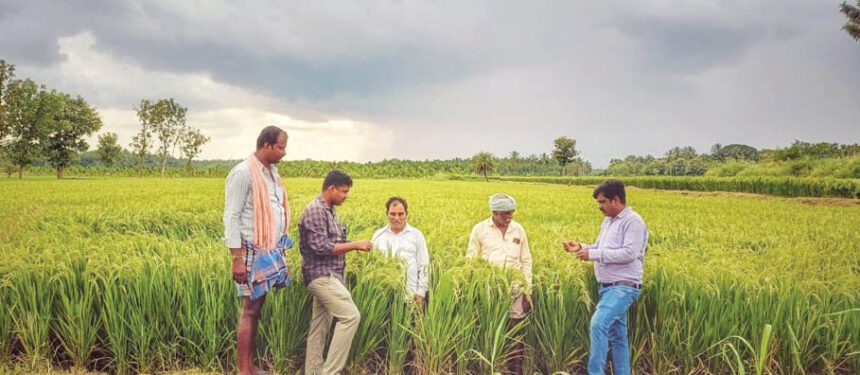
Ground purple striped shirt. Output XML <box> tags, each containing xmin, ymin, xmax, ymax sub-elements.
<box><xmin>299</xmin><ymin>195</ymin><xmax>347</xmax><ymax>285</ymax></box>
<box><xmin>584</xmin><ymin>207</ymin><xmax>649</xmax><ymax>285</ymax></box>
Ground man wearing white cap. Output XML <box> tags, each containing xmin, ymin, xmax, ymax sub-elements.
<box><xmin>466</xmin><ymin>193</ymin><xmax>533</xmax><ymax>375</ymax></box>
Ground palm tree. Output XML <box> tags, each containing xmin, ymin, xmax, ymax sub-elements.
<box><xmin>472</xmin><ymin>151</ymin><xmax>496</xmax><ymax>182</ymax></box>
<box><xmin>843</xmin><ymin>1</ymin><xmax>860</xmax><ymax>42</ymax></box>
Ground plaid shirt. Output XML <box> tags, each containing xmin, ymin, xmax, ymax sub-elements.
<box><xmin>299</xmin><ymin>195</ymin><xmax>347</xmax><ymax>285</ymax></box>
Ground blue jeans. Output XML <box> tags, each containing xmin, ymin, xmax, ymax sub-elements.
<box><xmin>588</xmin><ymin>285</ymin><xmax>641</xmax><ymax>375</ymax></box>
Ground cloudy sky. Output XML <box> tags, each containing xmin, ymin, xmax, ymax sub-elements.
<box><xmin>2</xmin><ymin>1</ymin><xmax>859</xmax><ymax>166</ymax></box>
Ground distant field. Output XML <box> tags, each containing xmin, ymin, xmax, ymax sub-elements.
<box><xmin>0</xmin><ymin>178</ymin><xmax>858</xmax><ymax>374</ymax></box>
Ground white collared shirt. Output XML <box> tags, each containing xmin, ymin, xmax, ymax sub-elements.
<box><xmin>372</xmin><ymin>224</ymin><xmax>431</xmax><ymax>297</ymax></box>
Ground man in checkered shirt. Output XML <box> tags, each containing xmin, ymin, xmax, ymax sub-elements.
<box><xmin>299</xmin><ymin>170</ymin><xmax>372</xmax><ymax>375</ymax></box>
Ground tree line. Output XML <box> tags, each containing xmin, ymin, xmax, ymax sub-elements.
<box><xmin>0</xmin><ymin>58</ymin><xmax>210</xmax><ymax>179</ymax></box>
<box><xmin>604</xmin><ymin>141</ymin><xmax>860</xmax><ymax>178</ymax></box>
<box><xmin>0</xmin><ymin>59</ymin><xmax>102</xmax><ymax>178</ymax></box>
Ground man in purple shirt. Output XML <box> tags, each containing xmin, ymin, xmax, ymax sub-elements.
<box><xmin>299</xmin><ymin>170</ymin><xmax>372</xmax><ymax>375</ymax></box>
<box><xmin>564</xmin><ymin>180</ymin><xmax>648</xmax><ymax>375</ymax></box>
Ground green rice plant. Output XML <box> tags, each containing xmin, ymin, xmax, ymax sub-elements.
<box><xmin>462</xmin><ymin>264</ymin><xmax>521</xmax><ymax>374</ymax></box>
<box><xmin>100</xmin><ymin>273</ymin><xmax>132</xmax><ymax>375</ymax></box>
<box><xmin>9</xmin><ymin>268</ymin><xmax>55</xmax><ymax>367</ymax></box>
<box><xmin>387</xmin><ymin>294</ymin><xmax>413</xmax><ymax>374</ymax></box>
<box><xmin>412</xmin><ymin>264</ymin><xmax>477</xmax><ymax>374</ymax></box>
<box><xmin>124</xmin><ymin>260</ymin><xmax>176</xmax><ymax>373</ymax></box>
<box><xmin>710</xmin><ymin>324</ymin><xmax>774</xmax><ymax>375</ymax></box>
<box><xmin>0</xmin><ymin>278</ymin><xmax>13</xmax><ymax>363</ymax></box>
<box><xmin>173</xmin><ymin>257</ymin><xmax>235</xmax><ymax>371</ymax></box>
<box><xmin>347</xmin><ymin>252</ymin><xmax>405</xmax><ymax>370</ymax></box>
<box><xmin>530</xmin><ymin>272</ymin><xmax>591</xmax><ymax>373</ymax></box>
<box><xmin>259</xmin><ymin>273</ymin><xmax>312</xmax><ymax>373</ymax></box>
<box><xmin>52</xmin><ymin>258</ymin><xmax>99</xmax><ymax>371</ymax></box>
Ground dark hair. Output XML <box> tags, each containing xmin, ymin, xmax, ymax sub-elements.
<box><xmin>256</xmin><ymin>126</ymin><xmax>287</xmax><ymax>149</ymax></box>
<box><xmin>593</xmin><ymin>180</ymin><xmax>626</xmax><ymax>204</ymax></box>
<box><xmin>322</xmin><ymin>170</ymin><xmax>353</xmax><ymax>191</ymax></box>
<box><xmin>385</xmin><ymin>196</ymin><xmax>408</xmax><ymax>214</ymax></box>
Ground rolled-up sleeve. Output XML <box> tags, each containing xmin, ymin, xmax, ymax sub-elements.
<box><xmin>223</xmin><ymin>168</ymin><xmax>250</xmax><ymax>249</ymax></box>
<box><xmin>300</xmin><ymin>206</ymin><xmax>335</xmax><ymax>256</ymax></box>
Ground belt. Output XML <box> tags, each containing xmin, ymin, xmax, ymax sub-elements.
<box><xmin>600</xmin><ymin>281</ymin><xmax>641</xmax><ymax>289</ymax></box>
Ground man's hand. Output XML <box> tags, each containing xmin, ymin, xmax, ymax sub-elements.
<box><xmin>575</xmin><ymin>247</ymin><xmax>590</xmax><ymax>261</ymax></box>
<box><xmin>230</xmin><ymin>248</ymin><xmax>248</xmax><ymax>283</ymax></box>
<box><xmin>414</xmin><ymin>294</ymin><xmax>426</xmax><ymax>309</ymax></box>
<box><xmin>563</xmin><ymin>240</ymin><xmax>582</xmax><ymax>253</ymax></box>
<box><xmin>354</xmin><ymin>240</ymin><xmax>372</xmax><ymax>252</ymax></box>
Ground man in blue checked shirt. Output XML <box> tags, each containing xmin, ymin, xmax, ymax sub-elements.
<box><xmin>564</xmin><ymin>180</ymin><xmax>649</xmax><ymax>375</ymax></box>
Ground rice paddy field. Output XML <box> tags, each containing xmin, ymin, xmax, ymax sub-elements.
<box><xmin>0</xmin><ymin>177</ymin><xmax>858</xmax><ymax>374</ymax></box>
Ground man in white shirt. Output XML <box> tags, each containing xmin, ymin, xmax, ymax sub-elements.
<box><xmin>466</xmin><ymin>193</ymin><xmax>533</xmax><ymax>375</ymax></box>
<box><xmin>371</xmin><ymin>197</ymin><xmax>431</xmax><ymax>309</ymax></box>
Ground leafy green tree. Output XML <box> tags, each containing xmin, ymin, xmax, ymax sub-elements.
<box><xmin>842</xmin><ymin>1</ymin><xmax>860</xmax><ymax>41</ymax></box>
<box><xmin>97</xmin><ymin>132</ymin><xmax>123</xmax><ymax>167</ymax></box>
<box><xmin>42</xmin><ymin>93</ymin><xmax>103</xmax><ymax>178</ymax></box>
<box><xmin>180</xmin><ymin>128</ymin><xmax>210</xmax><ymax>169</ymax></box>
<box><xmin>4</xmin><ymin>79</ymin><xmax>47</xmax><ymax>178</ymax></box>
<box><xmin>135</xmin><ymin>98</ymin><xmax>188</xmax><ymax>176</ymax></box>
<box><xmin>565</xmin><ymin>159</ymin><xmax>592</xmax><ymax>176</ymax></box>
<box><xmin>131</xmin><ymin>99</ymin><xmax>155</xmax><ymax>172</ymax></box>
<box><xmin>472</xmin><ymin>151</ymin><xmax>497</xmax><ymax>181</ymax></box>
<box><xmin>551</xmin><ymin>136</ymin><xmax>579</xmax><ymax>175</ymax></box>
<box><xmin>713</xmin><ymin>144</ymin><xmax>759</xmax><ymax>161</ymax></box>
<box><xmin>0</xmin><ymin>59</ymin><xmax>15</xmax><ymax>143</ymax></box>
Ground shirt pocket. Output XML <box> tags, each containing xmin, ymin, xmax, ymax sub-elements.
<box><xmin>326</xmin><ymin>219</ymin><xmax>343</xmax><ymax>242</ymax></box>
<box><xmin>605</xmin><ymin>228</ymin><xmax>625</xmax><ymax>248</ymax></box>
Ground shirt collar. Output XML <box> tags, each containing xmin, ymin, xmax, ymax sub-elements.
<box><xmin>251</xmin><ymin>154</ymin><xmax>266</xmax><ymax>170</ymax></box>
<box><xmin>612</xmin><ymin>207</ymin><xmax>632</xmax><ymax>221</ymax></box>
<box><xmin>384</xmin><ymin>223</ymin><xmax>413</xmax><ymax>235</ymax></box>
<box><xmin>315</xmin><ymin>195</ymin><xmax>334</xmax><ymax>210</ymax></box>
<box><xmin>485</xmin><ymin>217</ymin><xmax>517</xmax><ymax>229</ymax></box>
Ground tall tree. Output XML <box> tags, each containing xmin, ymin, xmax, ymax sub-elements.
<box><xmin>842</xmin><ymin>1</ymin><xmax>860</xmax><ymax>41</ymax></box>
<box><xmin>4</xmin><ymin>79</ymin><xmax>47</xmax><ymax>178</ymax></box>
<box><xmin>43</xmin><ymin>93</ymin><xmax>103</xmax><ymax>178</ymax></box>
<box><xmin>471</xmin><ymin>151</ymin><xmax>496</xmax><ymax>182</ymax></box>
<box><xmin>0</xmin><ymin>59</ymin><xmax>15</xmax><ymax>143</ymax></box>
<box><xmin>97</xmin><ymin>132</ymin><xmax>123</xmax><ymax>167</ymax></box>
<box><xmin>710</xmin><ymin>143</ymin><xmax>723</xmax><ymax>157</ymax></box>
<box><xmin>551</xmin><ymin>136</ymin><xmax>579</xmax><ymax>176</ymax></box>
<box><xmin>150</xmin><ymin>98</ymin><xmax>187</xmax><ymax>176</ymax></box>
<box><xmin>131</xmin><ymin>99</ymin><xmax>155</xmax><ymax>172</ymax></box>
<box><xmin>180</xmin><ymin>128</ymin><xmax>210</xmax><ymax>169</ymax></box>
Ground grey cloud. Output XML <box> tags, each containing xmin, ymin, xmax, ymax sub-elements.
<box><xmin>614</xmin><ymin>17</ymin><xmax>757</xmax><ymax>75</ymax></box>
<box><xmin>1</xmin><ymin>0</ymin><xmax>858</xmax><ymax>166</ymax></box>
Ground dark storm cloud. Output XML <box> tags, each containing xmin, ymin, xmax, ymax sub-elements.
<box><xmin>0</xmin><ymin>0</ymin><xmax>857</xmax><ymax>165</ymax></box>
<box><xmin>615</xmin><ymin>17</ymin><xmax>757</xmax><ymax>75</ymax></box>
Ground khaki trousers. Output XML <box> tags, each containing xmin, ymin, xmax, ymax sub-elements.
<box><xmin>305</xmin><ymin>274</ymin><xmax>361</xmax><ymax>375</ymax></box>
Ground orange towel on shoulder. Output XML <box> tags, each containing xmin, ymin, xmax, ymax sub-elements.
<box><xmin>247</xmin><ymin>154</ymin><xmax>290</xmax><ymax>249</ymax></box>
